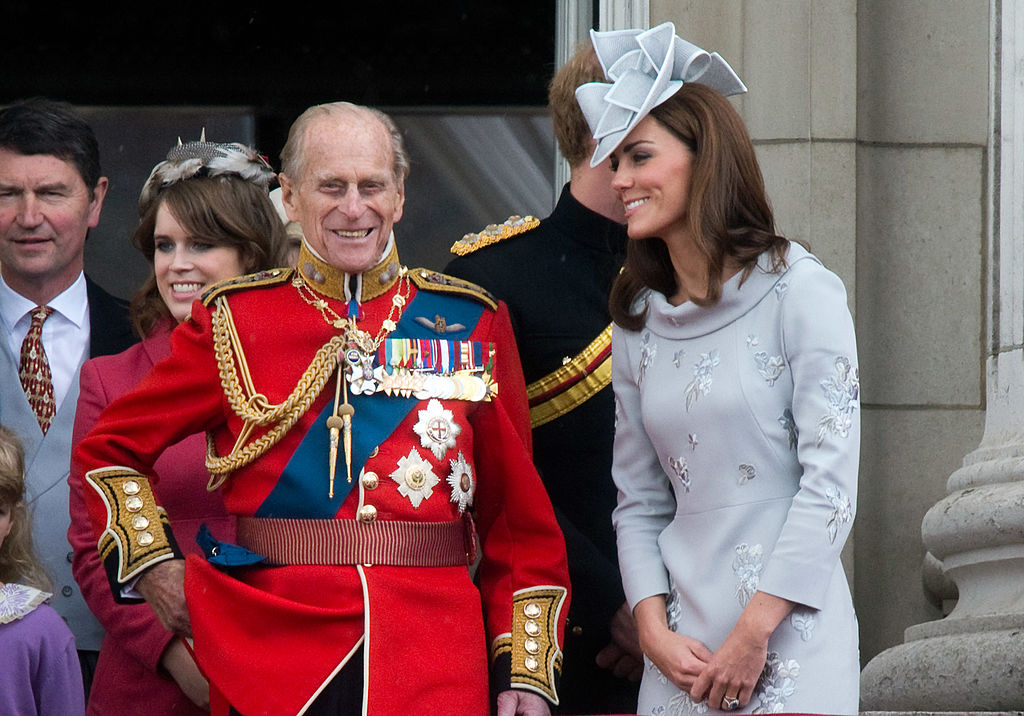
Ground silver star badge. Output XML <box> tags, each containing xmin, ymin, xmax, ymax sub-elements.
<box><xmin>446</xmin><ymin>451</ymin><xmax>475</xmax><ymax>514</ymax></box>
<box><xmin>413</xmin><ymin>399</ymin><xmax>461</xmax><ymax>459</ymax></box>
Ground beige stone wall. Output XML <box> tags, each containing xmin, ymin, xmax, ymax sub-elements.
<box><xmin>650</xmin><ymin>0</ymin><xmax>989</xmax><ymax>664</ymax></box>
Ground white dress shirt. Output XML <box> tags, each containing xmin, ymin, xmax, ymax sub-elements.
<box><xmin>0</xmin><ymin>272</ymin><xmax>91</xmax><ymax>411</ymax></box>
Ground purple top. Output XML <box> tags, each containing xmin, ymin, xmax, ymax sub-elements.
<box><xmin>0</xmin><ymin>584</ymin><xmax>85</xmax><ymax>716</ymax></box>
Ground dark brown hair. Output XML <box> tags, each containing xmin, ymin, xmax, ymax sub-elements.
<box><xmin>130</xmin><ymin>175</ymin><xmax>289</xmax><ymax>337</ymax></box>
<box><xmin>548</xmin><ymin>42</ymin><xmax>607</xmax><ymax>168</ymax></box>
<box><xmin>0</xmin><ymin>425</ymin><xmax>50</xmax><ymax>590</ymax></box>
<box><xmin>609</xmin><ymin>83</ymin><xmax>790</xmax><ymax>331</ymax></box>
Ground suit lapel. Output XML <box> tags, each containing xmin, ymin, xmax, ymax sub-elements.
<box><xmin>86</xmin><ymin>277</ymin><xmax>136</xmax><ymax>358</ymax></box>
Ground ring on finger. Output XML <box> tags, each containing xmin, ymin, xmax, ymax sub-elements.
<box><xmin>722</xmin><ymin>696</ymin><xmax>740</xmax><ymax>711</ymax></box>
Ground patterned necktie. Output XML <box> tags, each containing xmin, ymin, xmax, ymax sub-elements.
<box><xmin>19</xmin><ymin>306</ymin><xmax>55</xmax><ymax>434</ymax></box>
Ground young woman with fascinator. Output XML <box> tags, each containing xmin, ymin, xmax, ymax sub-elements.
<box><xmin>67</xmin><ymin>137</ymin><xmax>288</xmax><ymax>715</ymax></box>
<box><xmin>576</xmin><ymin>22</ymin><xmax>861</xmax><ymax>715</ymax></box>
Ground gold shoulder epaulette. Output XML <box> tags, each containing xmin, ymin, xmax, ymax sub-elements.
<box><xmin>201</xmin><ymin>267</ymin><xmax>294</xmax><ymax>307</ymax></box>
<box><xmin>450</xmin><ymin>215</ymin><xmax>540</xmax><ymax>256</ymax></box>
<box><xmin>409</xmin><ymin>268</ymin><xmax>497</xmax><ymax>311</ymax></box>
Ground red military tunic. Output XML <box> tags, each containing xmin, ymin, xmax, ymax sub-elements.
<box><xmin>74</xmin><ymin>243</ymin><xmax>569</xmax><ymax>716</ymax></box>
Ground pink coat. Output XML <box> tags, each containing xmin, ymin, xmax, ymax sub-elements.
<box><xmin>69</xmin><ymin>318</ymin><xmax>235</xmax><ymax>716</ymax></box>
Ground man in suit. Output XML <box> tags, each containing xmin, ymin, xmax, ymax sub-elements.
<box><xmin>445</xmin><ymin>43</ymin><xmax>643</xmax><ymax>713</ymax></box>
<box><xmin>0</xmin><ymin>96</ymin><xmax>137</xmax><ymax>695</ymax></box>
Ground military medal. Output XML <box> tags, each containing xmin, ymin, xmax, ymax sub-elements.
<box><xmin>378</xmin><ymin>338</ymin><xmax>498</xmax><ymax>403</ymax></box>
<box><xmin>391</xmin><ymin>448</ymin><xmax>440</xmax><ymax>508</ymax></box>
<box><xmin>447</xmin><ymin>451</ymin><xmax>475</xmax><ymax>514</ymax></box>
<box><xmin>293</xmin><ymin>267</ymin><xmax>412</xmax><ymax>498</ymax></box>
<box><xmin>413</xmin><ymin>399</ymin><xmax>461</xmax><ymax>459</ymax></box>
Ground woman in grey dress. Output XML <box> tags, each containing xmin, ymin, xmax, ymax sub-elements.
<box><xmin>575</xmin><ymin>24</ymin><xmax>860</xmax><ymax>715</ymax></box>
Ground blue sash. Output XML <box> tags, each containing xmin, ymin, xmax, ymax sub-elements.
<box><xmin>255</xmin><ymin>288</ymin><xmax>484</xmax><ymax>518</ymax></box>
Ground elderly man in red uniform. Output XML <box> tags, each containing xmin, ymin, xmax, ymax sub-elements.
<box><xmin>73</xmin><ymin>102</ymin><xmax>569</xmax><ymax>716</ymax></box>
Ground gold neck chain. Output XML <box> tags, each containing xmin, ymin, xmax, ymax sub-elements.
<box><xmin>291</xmin><ymin>266</ymin><xmax>412</xmax><ymax>499</ymax></box>
<box><xmin>292</xmin><ymin>267</ymin><xmax>411</xmax><ymax>352</ymax></box>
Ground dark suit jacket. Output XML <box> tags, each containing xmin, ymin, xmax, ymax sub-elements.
<box><xmin>85</xmin><ymin>277</ymin><xmax>136</xmax><ymax>358</ymax></box>
<box><xmin>445</xmin><ymin>185</ymin><xmax>638</xmax><ymax>713</ymax></box>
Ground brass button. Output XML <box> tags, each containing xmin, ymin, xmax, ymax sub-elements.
<box><xmin>361</xmin><ymin>471</ymin><xmax>379</xmax><ymax>490</ymax></box>
<box><xmin>137</xmin><ymin>531</ymin><xmax>154</xmax><ymax>546</ymax></box>
<box><xmin>125</xmin><ymin>496</ymin><xmax>143</xmax><ymax>512</ymax></box>
<box><xmin>572</xmin><ymin>625</ymin><xmax>583</xmax><ymax>636</ymax></box>
<box><xmin>524</xmin><ymin>637</ymin><xmax>540</xmax><ymax>655</ymax></box>
<box><xmin>131</xmin><ymin>515</ymin><xmax>150</xmax><ymax>531</ymax></box>
<box><xmin>122</xmin><ymin>480</ymin><xmax>141</xmax><ymax>495</ymax></box>
<box><xmin>357</xmin><ymin>505</ymin><xmax>377</xmax><ymax>524</ymax></box>
<box><xmin>524</xmin><ymin>656</ymin><xmax>540</xmax><ymax>672</ymax></box>
<box><xmin>523</xmin><ymin>602</ymin><xmax>541</xmax><ymax>618</ymax></box>
<box><xmin>524</xmin><ymin>620</ymin><xmax>541</xmax><ymax>637</ymax></box>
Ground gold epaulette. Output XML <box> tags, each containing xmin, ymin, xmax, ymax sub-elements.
<box><xmin>491</xmin><ymin>586</ymin><xmax>567</xmax><ymax>705</ymax></box>
<box><xmin>409</xmin><ymin>268</ymin><xmax>497</xmax><ymax>311</ymax></box>
<box><xmin>449</xmin><ymin>215</ymin><xmax>540</xmax><ymax>256</ymax></box>
<box><xmin>200</xmin><ymin>267</ymin><xmax>294</xmax><ymax>307</ymax></box>
<box><xmin>86</xmin><ymin>467</ymin><xmax>176</xmax><ymax>583</ymax></box>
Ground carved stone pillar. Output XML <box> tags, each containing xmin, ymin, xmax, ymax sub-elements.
<box><xmin>860</xmin><ymin>0</ymin><xmax>1024</xmax><ymax>709</ymax></box>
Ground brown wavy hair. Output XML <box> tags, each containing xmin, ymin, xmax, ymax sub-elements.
<box><xmin>548</xmin><ymin>42</ymin><xmax>606</xmax><ymax>168</ymax></box>
<box><xmin>609</xmin><ymin>83</ymin><xmax>790</xmax><ymax>331</ymax></box>
<box><xmin>0</xmin><ymin>425</ymin><xmax>51</xmax><ymax>591</ymax></box>
<box><xmin>130</xmin><ymin>175</ymin><xmax>289</xmax><ymax>338</ymax></box>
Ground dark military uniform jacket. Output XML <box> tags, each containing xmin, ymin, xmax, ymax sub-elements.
<box><xmin>446</xmin><ymin>184</ymin><xmax>639</xmax><ymax>713</ymax></box>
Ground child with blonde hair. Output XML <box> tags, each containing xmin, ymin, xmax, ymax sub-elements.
<box><xmin>0</xmin><ymin>424</ymin><xmax>85</xmax><ymax>716</ymax></box>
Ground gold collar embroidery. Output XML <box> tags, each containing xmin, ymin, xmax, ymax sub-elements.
<box><xmin>296</xmin><ymin>241</ymin><xmax>402</xmax><ymax>303</ymax></box>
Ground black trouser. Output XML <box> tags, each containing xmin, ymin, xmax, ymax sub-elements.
<box><xmin>78</xmin><ymin>649</ymin><xmax>99</xmax><ymax>705</ymax></box>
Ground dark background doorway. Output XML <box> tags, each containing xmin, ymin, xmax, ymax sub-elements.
<box><xmin>3</xmin><ymin>2</ymin><xmax>563</xmax><ymax>297</ymax></box>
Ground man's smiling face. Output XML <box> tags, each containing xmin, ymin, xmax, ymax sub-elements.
<box><xmin>281</xmin><ymin>111</ymin><xmax>404</xmax><ymax>275</ymax></box>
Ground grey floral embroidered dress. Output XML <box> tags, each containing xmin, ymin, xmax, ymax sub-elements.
<box><xmin>611</xmin><ymin>244</ymin><xmax>860</xmax><ymax>715</ymax></box>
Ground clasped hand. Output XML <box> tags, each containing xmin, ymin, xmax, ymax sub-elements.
<box><xmin>642</xmin><ymin>624</ymin><xmax>767</xmax><ymax>709</ymax></box>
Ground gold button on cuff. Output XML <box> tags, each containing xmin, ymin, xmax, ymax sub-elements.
<box><xmin>87</xmin><ymin>467</ymin><xmax>175</xmax><ymax>585</ymax></box>
<box><xmin>524</xmin><ymin>602</ymin><xmax>542</xmax><ymax>618</ymax></box>
<box><xmin>361</xmin><ymin>471</ymin><xmax>379</xmax><ymax>490</ymax></box>
<box><xmin>524</xmin><ymin>656</ymin><xmax>540</xmax><ymax>672</ymax></box>
<box><xmin>357</xmin><ymin>505</ymin><xmax>378</xmax><ymax>524</ymax></box>
<box><xmin>524</xmin><ymin>619</ymin><xmax>541</xmax><ymax>637</ymax></box>
<box><xmin>524</xmin><ymin>638</ymin><xmax>540</xmax><ymax>655</ymax></box>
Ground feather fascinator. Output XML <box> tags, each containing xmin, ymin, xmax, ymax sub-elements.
<box><xmin>139</xmin><ymin>132</ymin><xmax>276</xmax><ymax>212</ymax></box>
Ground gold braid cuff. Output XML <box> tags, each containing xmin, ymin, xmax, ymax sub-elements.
<box><xmin>86</xmin><ymin>467</ymin><xmax>175</xmax><ymax>583</ymax></box>
<box><xmin>493</xmin><ymin>586</ymin><xmax>567</xmax><ymax>704</ymax></box>
<box><xmin>526</xmin><ymin>324</ymin><xmax>613</xmax><ymax>428</ymax></box>
<box><xmin>206</xmin><ymin>296</ymin><xmax>342</xmax><ymax>489</ymax></box>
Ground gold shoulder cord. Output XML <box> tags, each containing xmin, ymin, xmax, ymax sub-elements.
<box><xmin>205</xmin><ymin>297</ymin><xmax>343</xmax><ymax>490</ymax></box>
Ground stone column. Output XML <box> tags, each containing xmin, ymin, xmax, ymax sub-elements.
<box><xmin>859</xmin><ymin>0</ymin><xmax>1024</xmax><ymax>708</ymax></box>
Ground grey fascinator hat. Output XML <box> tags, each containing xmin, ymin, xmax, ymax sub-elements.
<box><xmin>139</xmin><ymin>132</ymin><xmax>276</xmax><ymax>212</ymax></box>
<box><xmin>575</xmin><ymin>22</ymin><xmax>747</xmax><ymax>167</ymax></box>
